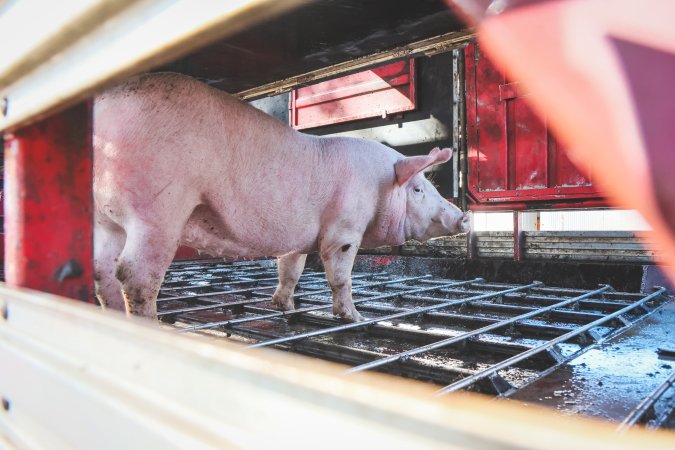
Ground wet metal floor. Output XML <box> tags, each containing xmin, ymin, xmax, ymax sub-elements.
<box><xmin>159</xmin><ymin>259</ymin><xmax>675</xmax><ymax>430</ymax></box>
<box><xmin>509</xmin><ymin>301</ymin><xmax>675</xmax><ymax>428</ymax></box>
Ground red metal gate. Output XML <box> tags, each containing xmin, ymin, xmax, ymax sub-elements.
<box><xmin>290</xmin><ymin>59</ymin><xmax>416</xmax><ymax>130</ymax></box>
<box><xmin>465</xmin><ymin>42</ymin><xmax>606</xmax><ymax>210</ymax></box>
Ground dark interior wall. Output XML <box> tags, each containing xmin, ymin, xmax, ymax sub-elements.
<box><xmin>159</xmin><ymin>0</ymin><xmax>463</xmax><ymax>93</ymax></box>
<box><xmin>343</xmin><ymin>255</ymin><xmax>647</xmax><ymax>292</ymax></box>
<box><xmin>250</xmin><ymin>52</ymin><xmax>457</xmax><ymax>198</ymax></box>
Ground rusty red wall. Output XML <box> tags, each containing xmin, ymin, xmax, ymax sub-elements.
<box><xmin>465</xmin><ymin>42</ymin><xmax>607</xmax><ymax>210</ymax></box>
<box><xmin>3</xmin><ymin>103</ymin><xmax>94</xmax><ymax>301</ymax></box>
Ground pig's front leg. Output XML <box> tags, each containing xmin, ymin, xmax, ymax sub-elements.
<box><xmin>320</xmin><ymin>238</ymin><xmax>364</xmax><ymax>322</ymax></box>
<box><xmin>272</xmin><ymin>253</ymin><xmax>307</xmax><ymax>310</ymax></box>
<box><xmin>115</xmin><ymin>219</ymin><xmax>183</xmax><ymax>318</ymax></box>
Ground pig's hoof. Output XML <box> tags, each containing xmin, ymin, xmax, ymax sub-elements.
<box><xmin>271</xmin><ymin>293</ymin><xmax>294</xmax><ymax>311</ymax></box>
<box><xmin>334</xmin><ymin>307</ymin><xmax>365</xmax><ymax>322</ymax></box>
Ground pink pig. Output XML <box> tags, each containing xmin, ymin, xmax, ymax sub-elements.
<box><xmin>93</xmin><ymin>73</ymin><xmax>471</xmax><ymax>322</ymax></box>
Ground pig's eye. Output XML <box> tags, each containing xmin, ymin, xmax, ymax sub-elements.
<box><xmin>413</xmin><ymin>187</ymin><xmax>423</xmax><ymax>193</ymax></box>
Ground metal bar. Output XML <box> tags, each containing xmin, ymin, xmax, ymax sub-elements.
<box><xmin>347</xmin><ymin>285</ymin><xmax>610</xmax><ymax>373</ymax></box>
<box><xmin>165</xmin><ymin>263</ymin><xmax>273</xmax><ymax>275</ymax></box>
<box><xmin>236</xmin><ymin>30</ymin><xmax>474</xmax><ymax>100</ymax></box>
<box><xmin>293</xmin><ymin>299</ymin><xmax>578</xmax><ymax>339</ymax></box>
<box><xmin>165</xmin><ymin>268</ymin><xmax>269</xmax><ymax>279</ymax></box>
<box><xmin>247</xmin><ymin>279</ymin><xmax>538</xmax><ymax>349</ymax></box>
<box><xmin>403</xmin><ymin>288</ymin><xmax>632</xmax><ymax>313</ymax></box>
<box><xmin>435</xmin><ymin>288</ymin><xmax>667</xmax><ymax>395</ymax></box>
<box><xmin>162</xmin><ymin>272</ymin><xmax>277</xmax><ymax>287</ymax></box>
<box><xmin>158</xmin><ymin>271</ymin><xmax>384</xmax><ymax>303</ymax></box>
<box><xmin>161</xmin><ymin>271</ymin><xmax>325</xmax><ymax>292</ymax></box>
<box><xmin>163</xmin><ymin>271</ymin><xmax>371</xmax><ymax>293</ymax></box>
<box><xmin>168</xmin><ymin>258</ymin><xmax>276</xmax><ymax>273</ymax></box>
<box><xmin>158</xmin><ymin>273</ymin><xmax>393</xmax><ymax>316</ymax></box>
<box><xmin>173</xmin><ymin>275</ymin><xmax>437</xmax><ymax>328</ymax></box>
<box><xmin>617</xmin><ymin>370</ymin><xmax>675</xmax><ymax>432</ymax></box>
<box><xmin>157</xmin><ymin>284</ymin><xmax>274</xmax><ymax>303</ymax></box>
<box><xmin>429</xmin><ymin>297</ymin><xmax>605</xmax><ymax>322</ymax></box>
<box><xmin>287</xmin><ymin>319</ymin><xmax>570</xmax><ymax>354</ymax></box>
<box><xmin>161</xmin><ymin>275</ymin><xmax>277</xmax><ymax>291</ymax></box>
<box><xmin>164</xmin><ymin>265</ymin><xmax>276</xmax><ymax>279</ymax></box>
<box><xmin>452</xmin><ymin>47</ymin><xmax>461</xmax><ymax>200</ymax></box>
<box><xmin>166</xmin><ymin>262</ymin><xmax>268</xmax><ymax>272</ymax></box>
<box><xmin>531</xmin><ymin>286</ymin><xmax>646</xmax><ymax>299</ymax></box>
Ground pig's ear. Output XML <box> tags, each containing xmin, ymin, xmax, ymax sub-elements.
<box><xmin>395</xmin><ymin>147</ymin><xmax>452</xmax><ymax>186</ymax></box>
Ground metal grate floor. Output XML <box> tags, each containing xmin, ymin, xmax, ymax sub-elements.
<box><xmin>158</xmin><ymin>261</ymin><xmax>675</xmax><ymax>428</ymax></box>
<box><xmin>158</xmin><ymin>259</ymin><xmax>674</xmax><ymax>427</ymax></box>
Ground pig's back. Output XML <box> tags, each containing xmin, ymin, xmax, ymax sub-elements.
<box><xmin>94</xmin><ymin>72</ymin><xmax>298</xmax><ymax>169</ymax></box>
<box><xmin>94</xmin><ymin>73</ymin><xmax>330</xmax><ymax>257</ymax></box>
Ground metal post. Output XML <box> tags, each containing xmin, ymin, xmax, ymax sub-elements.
<box><xmin>467</xmin><ymin>230</ymin><xmax>477</xmax><ymax>259</ymax></box>
<box><xmin>513</xmin><ymin>210</ymin><xmax>524</xmax><ymax>261</ymax></box>
<box><xmin>3</xmin><ymin>102</ymin><xmax>93</xmax><ymax>302</ymax></box>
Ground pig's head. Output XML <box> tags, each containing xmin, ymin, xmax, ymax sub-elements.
<box><xmin>395</xmin><ymin>147</ymin><xmax>471</xmax><ymax>242</ymax></box>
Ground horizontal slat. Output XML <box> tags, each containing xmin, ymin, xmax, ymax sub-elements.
<box><xmin>401</xmin><ymin>248</ymin><xmax>464</xmax><ymax>257</ymax></box>
<box><xmin>4</xmin><ymin>285</ymin><xmax>673</xmax><ymax>449</ymax></box>
<box><xmin>527</xmin><ymin>242</ymin><xmax>653</xmax><ymax>251</ymax></box>
<box><xmin>525</xmin><ymin>248</ymin><xmax>657</xmax><ymax>256</ymax></box>
<box><xmin>427</xmin><ymin>238</ymin><xmax>467</xmax><ymax>246</ymax></box>
<box><xmin>526</xmin><ymin>254</ymin><xmax>655</xmax><ymax>263</ymax></box>
<box><xmin>477</xmin><ymin>250</ymin><xmax>515</xmax><ymax>257</ymax></box>
<box><xmin>525</xmin><ymin>231</ymin><xmax>643</xmax><ymax>238</ymax></box>
<box><xmin>478</xmin><ymin>248</ymin><xmax>513</xmax><ymax>255</ymax></box>
<box><xmin>475</xmin><ymin>232</ymin><xmax>513</xmax><ymax>238</ymax></box>
<box><xmin>362</xmin><ymin>231</ymin><xmax>658</xmax><ymax>263</ymax></box>
<box><xmin>527</xmin><ymin>238</ymin><xmax>655</xmax><ymax>246</ymax></box>
<box><xmin>363</xmin><ymin>246</ymin><xmax>394</xmax><ymax>255</ymax></box>
<box><xmin>476</xmin><ymin>241</ymin><xmax>513</xmax><ymax>247</ymax></box>
<box><xmin>476</xmin><ymin>241</ymin><xmax>514</xmax><ymax>249</ymax></box>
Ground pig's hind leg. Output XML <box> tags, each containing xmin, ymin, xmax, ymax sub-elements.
<box><xmin>94</xmin><ymin>223</ymin><xmax>126</xmax><ymax>312</ymax></box>
<box><xmin>272</xmin><ymin>253</ymin><xmax>307</xmax><ymax>310</ymax></box>
<box><xmin>320</xmin><ymin>237</ymin><xmax>364</xmax><ymax>322</ymax></box>
<box><xmin>114</xmin><ymin>218</ymin><xmax>186</xmax><ymax>318</ymax></box>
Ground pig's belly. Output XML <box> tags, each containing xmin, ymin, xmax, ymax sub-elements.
<box><xmin>179</xmin><ymin>206</ymin><xmax>319</xmax><ymax>257</ymax></box>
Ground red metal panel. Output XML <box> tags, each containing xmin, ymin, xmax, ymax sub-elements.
<box><xmin>466</xmin><ymin>44</ymin><xmax>506</xmax><ymax>191</ymax></box>
<box><xmin>465</xmin><ymin>42</ymin><xmax>605</xmax><ymax>209</ymax></box>
<box><xmin>4</xmin><ymin>103</ymin><xmax>94</xmax><ymax>302</ymax></box>
<box><xmin>290</xmin><ymin>59</ymin><xmax>416</xmax><ymax>129</ymax></box>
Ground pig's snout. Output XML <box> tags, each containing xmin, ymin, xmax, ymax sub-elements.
<box><xmin>458</xmin><ymin>211</ymin><xmax>472</xmax><ymax>234</ymax></box>
<box><xmin>438</xmin><ymin>205</ymin><xmax>471</xmax><ymax>236</ymax></box>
